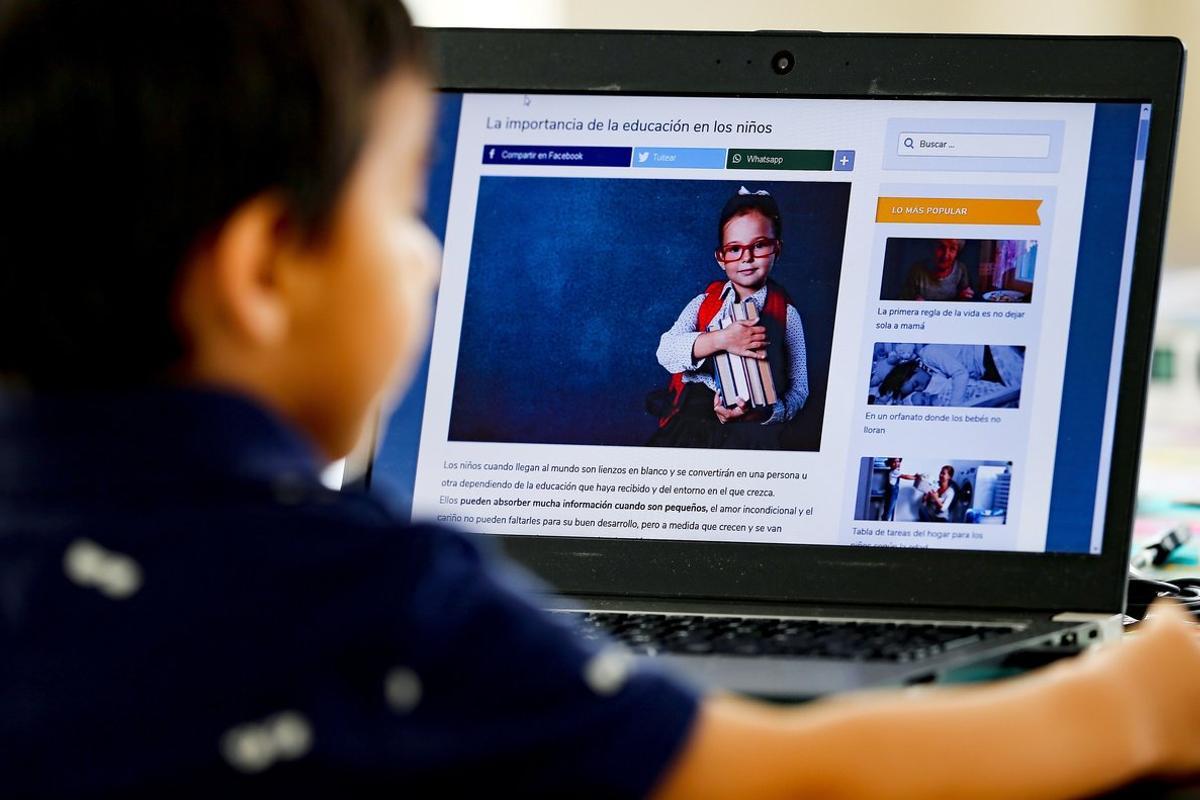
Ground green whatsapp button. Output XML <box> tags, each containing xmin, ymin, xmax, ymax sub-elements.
<box><xmin>725</xmin><ymin>149</ymin><xmax>834</xmax><ymax>170</ymax></box>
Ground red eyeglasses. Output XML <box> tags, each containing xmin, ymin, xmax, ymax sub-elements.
<box><xmin>715</xmin><ymin>237</ymin><xmax>780</xmax><ymax>264</ymax></box>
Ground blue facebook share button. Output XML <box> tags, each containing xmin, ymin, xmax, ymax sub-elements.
<box><xmin>631</xmin><ymin>147</ymin><xmax>727</xmax><ymax>169</ymax></box>
<box><xmin>482</xmin><ymin>145</ymin><xmax>632</xmax><ymax>167</ymax></box>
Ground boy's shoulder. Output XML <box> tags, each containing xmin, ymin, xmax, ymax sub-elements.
<box><xmin>2</xmin><ymin>476</ymin><xmax>473</xmax><ymax>634</ymax></box>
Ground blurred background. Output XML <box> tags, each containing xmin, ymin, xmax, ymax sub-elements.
<box><xmin>408</xmin><ymin>0</ymin><xmax>1200</xmax><ymax>553</ymax></box>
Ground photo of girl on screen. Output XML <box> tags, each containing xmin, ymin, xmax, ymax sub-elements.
<box><xmin>650</xmin><ymin>187</ymin><xmax>809</xmax><ymax>450</ymax></box>
<box><xmin>446</xmin><ymin>177</ymin><xmax>847</xmax><ymax>451</ymax></box>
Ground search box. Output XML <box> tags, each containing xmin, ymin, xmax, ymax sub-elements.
<box><xmin>897</xmin><ymin>132</ymin><xmax>1052</xmax><ymax>159</ymax></box>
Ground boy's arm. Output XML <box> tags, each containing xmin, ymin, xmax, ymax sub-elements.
<box><xmin>653</xmin><ymin>601</ymin><xmax>1200</xmax><ymax>800</ymax></box>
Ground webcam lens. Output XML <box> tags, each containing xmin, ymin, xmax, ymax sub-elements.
<box><xmin>772</xmin><ymin>50</ymin><xmax>794</xmax><ymax>75</ymax></box>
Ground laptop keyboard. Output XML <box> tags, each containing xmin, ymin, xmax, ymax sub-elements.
<box><xmin>567</xmin><ymin>611</ymin><xmax>1016</xmax><ymax>662</ymax></box>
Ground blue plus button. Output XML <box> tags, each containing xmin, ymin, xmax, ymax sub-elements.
<box><xmin>833</xmin><ymin>150</ymin><xmax>855</xmax><ymax>171</ymax></box>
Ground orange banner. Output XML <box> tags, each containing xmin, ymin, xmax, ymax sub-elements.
<box><xmin>876</xmin><ymin>197</ymin><xmax>1042</xmax><ymax>225</ymax></box>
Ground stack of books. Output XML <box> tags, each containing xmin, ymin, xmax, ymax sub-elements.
<box><xmin>708</xmin><ymin>299</ymin><xmax>778</xmax><ymax>409</ymax></box>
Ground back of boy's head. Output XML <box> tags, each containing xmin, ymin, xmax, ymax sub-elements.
<box><xmin>0</xmin><ymin>0</ymin><xmax>424</xmax><ymax>390</ymax></box>
<box><xmin>716</xmin><ymin>189</ymin><xmax>783</xmax><ymax>246</ymax></box>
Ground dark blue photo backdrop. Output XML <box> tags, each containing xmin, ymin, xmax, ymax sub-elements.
<box><xmin>448</xmin><ymin>177</ymin><xmax>850</xmax><ymax>449</ymax></box>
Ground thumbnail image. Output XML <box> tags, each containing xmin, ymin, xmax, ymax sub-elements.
<box><xmin>879</xmin><ymin>238</ymin><xmax>1037</xmax><ymax>303</ymax></box>
<box><xmin>853</xmin><ymin>457</ymin><xmax>1013</xmax><ymax>524</ymax></box>
<box><xmin>448</xmin><ymin>177</ymin><xmax>851</xmax><ymax>451</ymax></box>
<box><xmin>867</xmin><ymin>343</ymin><xmax>1025</xmax><ymax>408</ymax></box>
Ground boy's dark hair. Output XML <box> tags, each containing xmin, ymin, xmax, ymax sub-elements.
<box><xmin>0</xmin><ymin>0</ymin><xmax>425</xmax><ymax>388</ymax></box>
<box><xmin>716</xmin><ymin>189</ymin><xmax>782</xmax><ymax>246</ymax></box>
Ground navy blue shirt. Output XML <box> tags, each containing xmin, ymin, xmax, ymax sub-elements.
<box><xmin>0</xmin><ymin>388</ymin><xmax>697</xmax><ymax>798</ymax></box>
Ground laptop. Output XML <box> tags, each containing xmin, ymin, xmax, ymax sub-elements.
<box><xmin>346</xmin><ymin>29</ymin><xmax>1184</xmax><ymax>699</ymax></box>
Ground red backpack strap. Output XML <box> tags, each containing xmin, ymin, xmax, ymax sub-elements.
<box><xmin>762</xmin><ymin>279</ymin><xmax>792</xmax><ymax>327</ymax></box>
<box><xmin>658</xmin><ymin>282</ymin><xmax>728</xmax><ymax>428</ymax></box>
<box><xmin>695</xmin><ymin>280</ymin><xmax>727</xmax><ymax>330</ymax></box>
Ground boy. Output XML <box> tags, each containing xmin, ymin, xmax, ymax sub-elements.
<box><xmin>2</xmin><ymin>2</ymin><xmax>1199</xmax><ymax>798</ymax></box>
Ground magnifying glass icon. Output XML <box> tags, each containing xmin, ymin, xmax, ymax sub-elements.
<box><xmin>903</xmin><ymin>137</ymin><xmax>914</xmax><ymax>149</ymax></box>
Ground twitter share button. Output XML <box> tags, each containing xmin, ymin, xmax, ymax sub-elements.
<box><xmin>631</xmin><ymin>147</ymin><xmax>727</xmax><ymax>169</ymax></box>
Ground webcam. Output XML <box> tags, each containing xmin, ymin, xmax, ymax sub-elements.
<box><xmin>771</xmin><ymin>50</ymin><xmax>795</xmax><ymax>75</ymax></box>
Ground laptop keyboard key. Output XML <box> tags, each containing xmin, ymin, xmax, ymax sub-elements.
<box><xmin>562</xmin><ymin>611</ymin><xmax>1016</xmax><ymax>663</ymax></box>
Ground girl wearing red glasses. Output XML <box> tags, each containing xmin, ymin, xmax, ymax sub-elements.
<box><xmin>651</xmin><ymin>187</ymin><xmax>809</xmax><ymax>450</ymax></box>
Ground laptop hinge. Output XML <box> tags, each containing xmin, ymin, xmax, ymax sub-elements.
<box><xmin>1052</xmin><ymin>612</ymin><xmax>1123</xmax><ymax>642</ymax></box>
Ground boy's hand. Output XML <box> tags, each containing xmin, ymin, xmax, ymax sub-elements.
<box><xmin>654</xmin><ymin>597</ymin><xmax>1200</xmax><ymax>800</ymax></box>
<box><xmin>1106</xmin><ymin>599</ymin><xmax>1200</xmax><ymax>777</ymax></box>
<box><xmin>713</xmin><ymin>393</ymin><xmax>748</xmax><ymax>424</ymax></box>
<box><xmin>718</xmin><ymin>320</ymin><xmax>768</xmax><ymax>359</ymax></box>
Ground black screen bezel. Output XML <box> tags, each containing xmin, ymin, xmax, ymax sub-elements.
<box><xmin>416</xmin><ymin>29</ymin><xmax>1183</xmax><ymax>614</ymax></box>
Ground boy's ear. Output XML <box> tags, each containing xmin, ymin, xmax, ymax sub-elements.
<box><xmin>197</xmin><ymin>194</ymin><xmax>296</xmax><ymax>348</ymax></box>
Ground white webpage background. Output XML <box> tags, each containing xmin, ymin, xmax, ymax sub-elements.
<box><xmin>411</xmin><ymin>93</ymin><xmax>1097</xmax><ymax>554</ymax></box>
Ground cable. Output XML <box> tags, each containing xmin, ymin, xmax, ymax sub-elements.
<box><xmin>1126</xmin><ymin>524</ymin><xmax>1200</xmax><ymax>623</ymax></box>
<box><xmin>1126</xmin><ymin>575</ymin><xmax>1200</xmax><ymax>622</ymax></box>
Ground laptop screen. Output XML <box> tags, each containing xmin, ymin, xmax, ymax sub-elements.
<box><xmin>370</xmin><ymin>91</ymin><xmax>1150</xmax><ymax>557</ymax></box>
